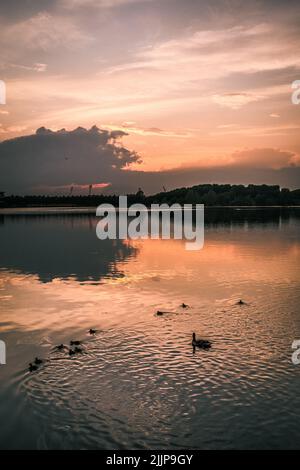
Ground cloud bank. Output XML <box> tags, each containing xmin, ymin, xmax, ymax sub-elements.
<box><xmin>0</xmin><ymin>125</ymin><xmax>141</xmax><ymax>193</ymax></box>
<box><xmin>0</xmin><ymin>126</ymin><xmax>299</xmax><ymax>194</ymax></box>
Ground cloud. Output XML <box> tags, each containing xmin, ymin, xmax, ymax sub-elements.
<box><xmin>116</xmin><ymin>21</ymin><xmax>300</xmax><ymax>83</ymax></box>
<box><xmin>62</xmin><ymin>0</ymin><xmax>151</xmax><ymax>8</ymax></box>
<box><xmin>1</xmin><ymin>125</ymin><xmax>299</xmax><ymax>194</ymax></box>
<box><xmin>230</xmin><ymin>148</ymin><xmax>300</xmax><ymax>169</ymax></box>
<box><xmin>10</xmin><ymin>62</ymin><xmax>48</xmax><ymax>72</ymax></box>
<box><xmin>0</xmin><ymin>124</ymin><xmax>27</xmax><ymax>134</ymax></box>
<box><xmin>212</xmin><ymin>92</ymin><xmax>264</xmax><ymax>110</ymax></box>
<box><xmin>173</xmin><ymin>147</ymin><xmax>300</xmax><ymax>171</ymax></box>
<box><xmin>0</xmin><ymin>125</ymin><xmax>141</xmax><ymax>193</ymax></box>
<box><xmin>210</xmin><ymin>123</ymin><xmax>300</xmax><ymax>138</ymax></box>
<box><xmin>104</xmin><ymin>122</ymin><xmax>192</xmax><ymax>138</ymax></box>
<box><xmin>0</xmin><ymin>12</ymin><xmax>92</xmax><ymax>62</ymax></box>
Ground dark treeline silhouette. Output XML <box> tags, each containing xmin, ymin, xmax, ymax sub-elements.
<box><xmin>147</xmin><ymin>184</ymin><xmax>300</xmax><ymax>206</ymax></box>
<box><xmin>1</xmin><ymin>184</ymin><xmax>300</xmax><ymax>207</ymax></box>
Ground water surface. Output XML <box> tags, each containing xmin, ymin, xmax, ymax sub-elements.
<box><xmin>0</xmin><ymin>208</ymin><xmax>300</xmax><ymax>449</ymax></box>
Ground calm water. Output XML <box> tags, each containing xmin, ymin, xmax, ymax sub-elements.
<box><xmin>0</xmin><ymin>208</ymin><xmax>300</xmax><ymax>449</ymax></box>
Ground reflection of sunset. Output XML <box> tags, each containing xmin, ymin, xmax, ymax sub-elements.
<box><xmin>1</xmin><ymin>221</ymin><xmax>299</xmax><ymax>336</ymax></box>
<box><xmin>1</xmin><ymin>210</ymin><xmax>300</xmax><ymax>449</ymax></box>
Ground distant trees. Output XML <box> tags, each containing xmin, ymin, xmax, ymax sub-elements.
<box><xmin>2</xmin><ymin>184</ymin><xmax>300</xmax><ymax>208</ymax></box>
<box><xmin>147</xmin><ymin>184</ymin><xmax>300</xmax><ymax>206</ymax></box>
<box><xmin>203</xmin><ymin>190</ymin><xmax>217</xmax><ymax>206</ymax></box>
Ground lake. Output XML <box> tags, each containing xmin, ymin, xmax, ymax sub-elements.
<box><xmin>0</xmin><ymin>207</ymin><xmax>300</xmax><ymax>449</ymax></box>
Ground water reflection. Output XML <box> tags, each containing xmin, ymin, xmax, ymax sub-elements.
<box><xmin>0</xmin><ymin>208</ymin><xmax>299</xmax><ymax>283</ymax></box>
<box><xmin>0</xmin><ymin>208</ymin><xmax>300</xmax><ymax>449</ymax></box>
<box><xmin>0</xmin><ymin>214</ymin><xmax>137</xmax><ymax>283</ymax></box>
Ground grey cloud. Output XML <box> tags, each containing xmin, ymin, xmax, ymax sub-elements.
<box><xmin>1</xmin><ymin>126</ymin><xmax>299</xmax><ymax>195</ymax></box>
<box><xmin>216</xmin><ymin>66</ymin><xmax>300</xmax><ymax>93</ymax></box>
<box><xmin>0</xmin><ymin>125</ymin><xmax>141</xmax><ymax>194</ymax></box>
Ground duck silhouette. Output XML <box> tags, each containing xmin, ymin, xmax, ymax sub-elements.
<box><xmin>88</xmin><ymin>329</ymin><xmax>97</xmax><ymax>335</ymax></box>
<box><xmin>34</xmin><ymin>357</ymin><xmax>43</xmax><ymax>365</ymax></box>
<box><xmin>156</xmin><ymin>310</ymin><xmax>174</xmax><ymax>316</ymax></box>
<box><xmin>54</xmin><ymin>344</ymin><xmax>67</xmax><ymax>351</ymax></box>
<box><xmin>237</xmin><ymin>299</ymin><xmax>246</xmax><ymax>305</ymax></box>
<box><xmin>70</xmin><ymin>340</ymin><xmax>82</xmax><ymax>346</ymax></box>
<box><xmin>192</xmin><ymin>332</ymin><xmax>211</xmax><ymax>350</ymax></box>
<box><xmin>69</xmin><ymin>346</ymin><xmax>83</xmax><ymax>356</ymax></box>
<box><xmin>29</xmin><ymin>363</ymin><xmax>38</xmax><ymax>372</ymax></box>
<box><xmin>181</xmin><ymin>303</ymin><xmax>189</xmax><ymax>308</ymax></box>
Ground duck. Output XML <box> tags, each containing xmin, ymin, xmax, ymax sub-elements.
<box><xmin>237</xmin><ymin>299</ymin><xmax>245</xmax><ymax>305</ymax></box>
<box><xmin>181</xmin><ymin>303</ymin><xmax>189</xmax><ymax>309</ymax></box>
<box><xmin>70</xmin><ymin>340</ymin><xmax>82</xmax><ymax>346</ymax></box>
<box><xmin>192</xmin><ymin>332</ymin><xmax>211</xmax><ymax>349</ymax></box>
<box><xmin>156</xmin><ymin>310</ymin><xmax>173</xmax><ymax>316</ymax></box>
<box><xmin>88</xmin><ymin>329</ymin><xmax>97</xmax><ymax>335</ymax></box>
<box><xmin>69</xmin><ymin>346</ymin><xmax>83</xmax><ymax>356</ymax></box>
<box><xmin>29</xmin><ymin>363</ymin><xmax>38</xmax><ymax>372</ymax></box>
<box><xmin>34</xmin><ymin>357</ymin><xmax>43</xmax><ymax>365</ymax></box>
<box><xmin>54</xmin><ymin>344</ymin><xmax>67</xmax><ymax>351</ymax></box>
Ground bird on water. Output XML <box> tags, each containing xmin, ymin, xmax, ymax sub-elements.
<box><xmin>29</xmin><ymin>363</ymin><xmax>38</xmax><ymax>372</ymax></box>
<box><xmin>70</xmin><ymin>340</ymin><xmax>82</xmax><ymax>346</ymax></box>
<box><xmin>192</xmin><ymin>332</ymin><xmax>211</xmax><ymax>350</ymax></box>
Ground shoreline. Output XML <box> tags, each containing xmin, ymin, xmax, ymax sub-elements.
<box><xmin>1</xmin><ymin>205</ymin><xmax>300</xmax><ymax>215</ymax></box>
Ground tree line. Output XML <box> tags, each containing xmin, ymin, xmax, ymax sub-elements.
<box><xmin>1</xmin><ymin>184</ymin><xmax>300</xmax><ymax>207</ymax></box>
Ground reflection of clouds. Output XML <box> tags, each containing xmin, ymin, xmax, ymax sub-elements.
<box><xmin>0</xmin><ymin>209</ymin><xmax>299</xmax><ymax>284</ymax></box>
<box><xmin>0</xmin><ymin>214</ymin><xmax>138</xmax><ymax>283</ymax></box>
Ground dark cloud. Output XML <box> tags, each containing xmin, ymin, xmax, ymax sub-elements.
<box><xmin>0</xmin><ymin>125</ymin><xmax>141</xmax><ymax>193</ymax></box>
<box><xmin>0</xmin><ymin>0</ymin><xmax>55</xmax><ymax>21</ymax></box>
<box><xmin>221</xmin><ymin>66</ymin><xmax>300</xmax><ymax>92</ymax></box>
<box><xmin>1</xmin><ymin>125</ymin><xmax>299</xmax><ymax>195</ymax></box>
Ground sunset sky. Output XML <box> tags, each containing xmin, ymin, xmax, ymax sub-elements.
<box><xmin>0</xmin><ymin>0</ymin><xmax>300</xmax><ymax>193</ymax></box>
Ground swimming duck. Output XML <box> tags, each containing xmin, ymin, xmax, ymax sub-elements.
<box><xmin>29</xmin><ymin>363</ymin><xmax>38</xmax><ymax>372</ymax></box>
<box><xmin>88</xmin><ymin>329</ymin><xmax>97</xmax><ymax>335</ymax></box>
<box><xmin>156</xmin><ymin>310</ymin><xmax>173</xmax><ymax>316</ymax></box>
<box><xmin>34</xmin><ymin>357</ymin><xmax>43</xmax><ymax>365</ymax></box>
<box><xmin>55</xmin><ymin>344</ymin><xmax>67</xmax><ymax>351</ymax></box>
<box><xmin>192</xmin><ymin>332</ymin><xmax>211</xmax><ymax>349</ymax></box>
<box><xmin>70</xmin><ymin>340</ymin><xmax>82</xmax><ymax>346</ymax></box>
<box><xmin>69</xmin><ymin>346</ymin><xmax>83</xmax><ymax>356</ymax></box>
<box><xmin>237</xmin><ymin>299</ymin><xmax>245</xmax><ymax>305</ymax></box>
<box><xmin>181</xmin><ymin>303</ymin><xmax>189</xmax><ymax>309</ymax></box>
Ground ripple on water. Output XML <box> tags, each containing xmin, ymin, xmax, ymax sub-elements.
<box><xmin>20</xmin><ymin>315</ymin><xmax>300</xmax><ymax>450</ymax></box>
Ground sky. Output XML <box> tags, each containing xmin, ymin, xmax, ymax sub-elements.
<box><xmin>0</xmin><ymin>0</ymin><xmax>300</xmax><ymax>194</ymax></box>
